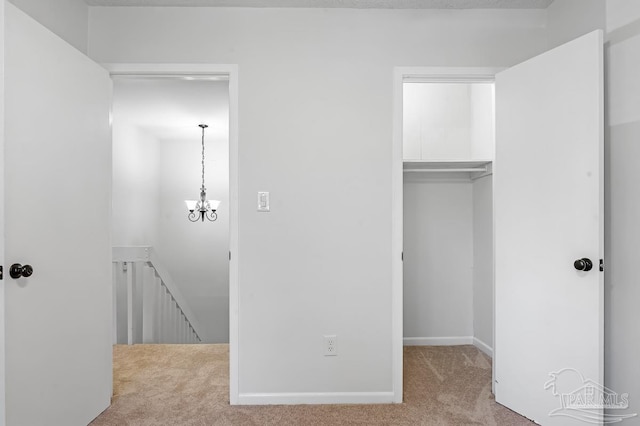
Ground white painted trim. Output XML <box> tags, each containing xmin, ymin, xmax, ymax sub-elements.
<box><xmin>403</xmin><ymin>336</ymin><xmax>474</xmax><ymax>346</ymax></box>
<box><xmin>596</xmin><ymin>29</ymin><xmax>606</xmax><ymax>395</ymax></box>
<box><xmin>492</xmin><ymin>122</ymin><xmax>497</xmax><ymax>395</ymax></box>
<box><xmin>391</xmin><ymin>67</ymin><xmax>404</xmax><ymax>404</ymax></box>
<box><xmin>126</xmin><ymin>262</ymin><xmax>134</xmax><ymax>345</ymax></box>
<box><xmin>473</xmin><ymin>338</ymin><xmax>493</xmax><ymax>358</ymax></box>
<box><xmin>106</xmin><ymin>63</ymin><xmax>236</xmax><ymax>77</ymax></box>
<box><xmin>400</xmin><ymin>67</ymin><xmax>503</xmax><ymax>83</ymax></box>
<box><xmin>228</xmin><ymin>65</ymin><xmax>240</xmax><ymax>406</ymax></box>
<box><xmin>392</xmin><ymin>66</ymin><xmax>503</xmax><ymax>408</ymax></box>
<box><xmin>237</xmin><ymin>392</ymin><xmax>396</xmax><ymax>405</ymax></box>
<box><xmin>103</xmin><ymin>63</ymin><xmax>240</xmax><ymax>405</ymax></box>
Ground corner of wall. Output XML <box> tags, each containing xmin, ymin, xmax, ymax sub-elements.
<box><xmin>545</xmin><ymin>0</ymin><xmax>606</xmax><ymax>50</ymax></box>
<box><xmin>7</xmin><ymin>0</ymin><xmax>89</xmax><ymax>54</ymax></box>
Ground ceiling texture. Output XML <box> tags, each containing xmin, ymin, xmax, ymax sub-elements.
<box><xmin>85</xmin><ymin>0</ymin><xmax>554</xmax><ymax>9</ymax></box>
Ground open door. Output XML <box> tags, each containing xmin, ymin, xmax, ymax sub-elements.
<box><xmin>494</xmin><ymin>31</ymin><xmax>604</xmax><ymax>424</ymax></box>
<box><xmin>3</xmin><ymin>4</ymin><xmax>112</xmax><ymax>425</ymax></box>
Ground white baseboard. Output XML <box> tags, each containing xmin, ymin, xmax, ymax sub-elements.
<box><xmin>403</xmin><ymin>336</ymin><xmax>493</xmax><ymax>358</ymax></box>
<box><xmin>472</xmin><ymin>337</ymin><xmax>493</xmax><ymax>358</ymax></box>
<box><xmin>403</xmin><ymin>336</ymin><xmax>473</xmax><ymax>346</ymax></box>
<box><xmin>237</xmin><ymin>392</ymin><xmax>396</xmax><ymax>405</ymax></box>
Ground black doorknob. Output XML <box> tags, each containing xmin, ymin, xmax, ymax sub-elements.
<box><xmin>10</xmin><ymin>263</ymin><xmax>33</xmax><ymax>279</ymax></box>
<box><xmin>574</xmin><ymin>258</ymin><xmax>593</xmax><ymax>272</ymax></box>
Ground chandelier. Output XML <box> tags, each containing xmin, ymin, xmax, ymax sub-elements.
<box><xmin>185</xmin><ymin>124</ymin><xmax>220</xmax><ymax>222</ymax></box>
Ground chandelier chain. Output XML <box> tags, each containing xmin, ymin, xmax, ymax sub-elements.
<box><xmin>201</xmin><ymin>125</ymin><xmax>206</xmax><ymax>189</ymax></box>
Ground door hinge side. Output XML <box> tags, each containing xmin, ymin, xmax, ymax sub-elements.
<box><xmin>0</xmin><ymin>265</ymin><xmax>3</xmax><ymax>280</ymax></box>
<box><xmin>600</xmin><ymin>259</ymin><xmax>604</xmax><ymax>272</ymax></box>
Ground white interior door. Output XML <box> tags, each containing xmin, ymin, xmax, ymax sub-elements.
<box><xmin>494</xmin><ymin>31</ymin><xmax>604</xmax><ymax>424</ymax></box>
<box><xmin>3</xmin><ymin>4</ymin><xmax>112</xmax><ymax>425</ymax></box>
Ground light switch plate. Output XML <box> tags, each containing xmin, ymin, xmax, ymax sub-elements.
<box><xmin>257</xmin><ymin>191</ymin><xmax>270</xmax><ymax>212</ymax></box>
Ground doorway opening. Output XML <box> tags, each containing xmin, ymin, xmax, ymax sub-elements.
<box><xmin>111</xmin><ymin>75</ymin><xmax>230</xmax><ymax>344</ymax></box>
<box><xmin>106</xmin><ymin>63</ymin><xmax>240</xmax><ymax>403</ymax></box>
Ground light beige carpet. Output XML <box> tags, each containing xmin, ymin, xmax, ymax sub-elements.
<box><xmin>90</xmin><ymin>345</ymin><xmax>533</xmax><ymax>426</ymax></box>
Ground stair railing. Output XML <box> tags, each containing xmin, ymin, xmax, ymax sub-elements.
<box><xmin>112</xmin><ymin>246</ymin><xmax>202</xmax><ymax>344</ymax></box>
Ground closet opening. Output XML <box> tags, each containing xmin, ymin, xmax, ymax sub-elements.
<box><xmin>402</xmin><ymin>78</ymin><xmax>495</xmax><ymax>355</ymax></box>
<box><xmin>392</xmin><ymin>68</ymin><xmax>500</xmax><ymax>402</ymax></box>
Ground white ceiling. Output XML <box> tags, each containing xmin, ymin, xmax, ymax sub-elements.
<box><xmin>112</xmin><ymin>77</ymin><xmax>229</xmax><ymax>143</ymax></box>
<box><xmin>86</xmin><ymin>0</ymin><xmax>554</xmax><ymax>9</ymax></box>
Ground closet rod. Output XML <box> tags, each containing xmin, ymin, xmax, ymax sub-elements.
<box><xmin>470</xmin><ymin>171</ymin><xmax>493</xmax><ymax>181</ymax></box>
<box><xmin>403</xmin><ymin>167</ymin><xmax>487</xmax><ymax>173</ymax></box>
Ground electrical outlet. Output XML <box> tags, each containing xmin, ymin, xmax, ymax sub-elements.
<box><xmin>324</xmin><ymin>335</ymin><xmax>337</xmax><ymax>356</ymax></box>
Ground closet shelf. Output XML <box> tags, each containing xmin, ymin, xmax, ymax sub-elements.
<box><xmin>403</xmin><ymin>160</ymin><xmax>492</xmax><ymax>173</ymax></box>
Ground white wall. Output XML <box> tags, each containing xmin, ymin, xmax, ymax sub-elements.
<box><xmin>403</xmin><ymin>177</ymin><xmax>473</xmax><ymax>343</ymax></box>
<box><xmin>472</xmin><ymin>175</ymin><xmax>493</xmax><ymax>353</ymax></box>
<box><xmin>402</xmin><ymin>174</ymin><xmax>493</xmax><ymax>353</ymax></box>
<box><xmin>546</xmin><ymin>0</ymin><xmax>605</xmax><ymax>49</ymax></box>
<box><xmin>470</xmin><ymin>84</ymin><xmax>494</xmax><ymax>160</ymax></box>
<box><xmin>408</xmin><ymin>84</ymin><xmax>472</xmax><ymax>160</ymax></box>
<box><xmin>7</xmin><ymin>0</ymin><xmax>88</xmax><ymax>53</ymax></box>
<box><xmin>607</xmin><ymin>0</ymin><xmax>640</xmax><ymax>31</ymax></box>
<box><xmin>605</xmin><ymin>0</ymin><xmax>640</xmax><ymax>423</ymax></box>
<box><xmin>111</xmin><ymin>122</ymin><xmax>160</xmax><ymax>248</ymax></box>
<box><xmin>158</xmin><ymin>134</ymin><xmax>230</xmax><ymax>343</ymax></box>
<box><xmin>88</xmin><ymin>6</ymin><xmax>547</xmax><ymax>398</ymax></box>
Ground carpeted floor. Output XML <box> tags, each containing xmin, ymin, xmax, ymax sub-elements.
<box><xmin>90</xmin><ymin>345</ymin><xmax>534</xmax><ymax>426</ymax></box>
